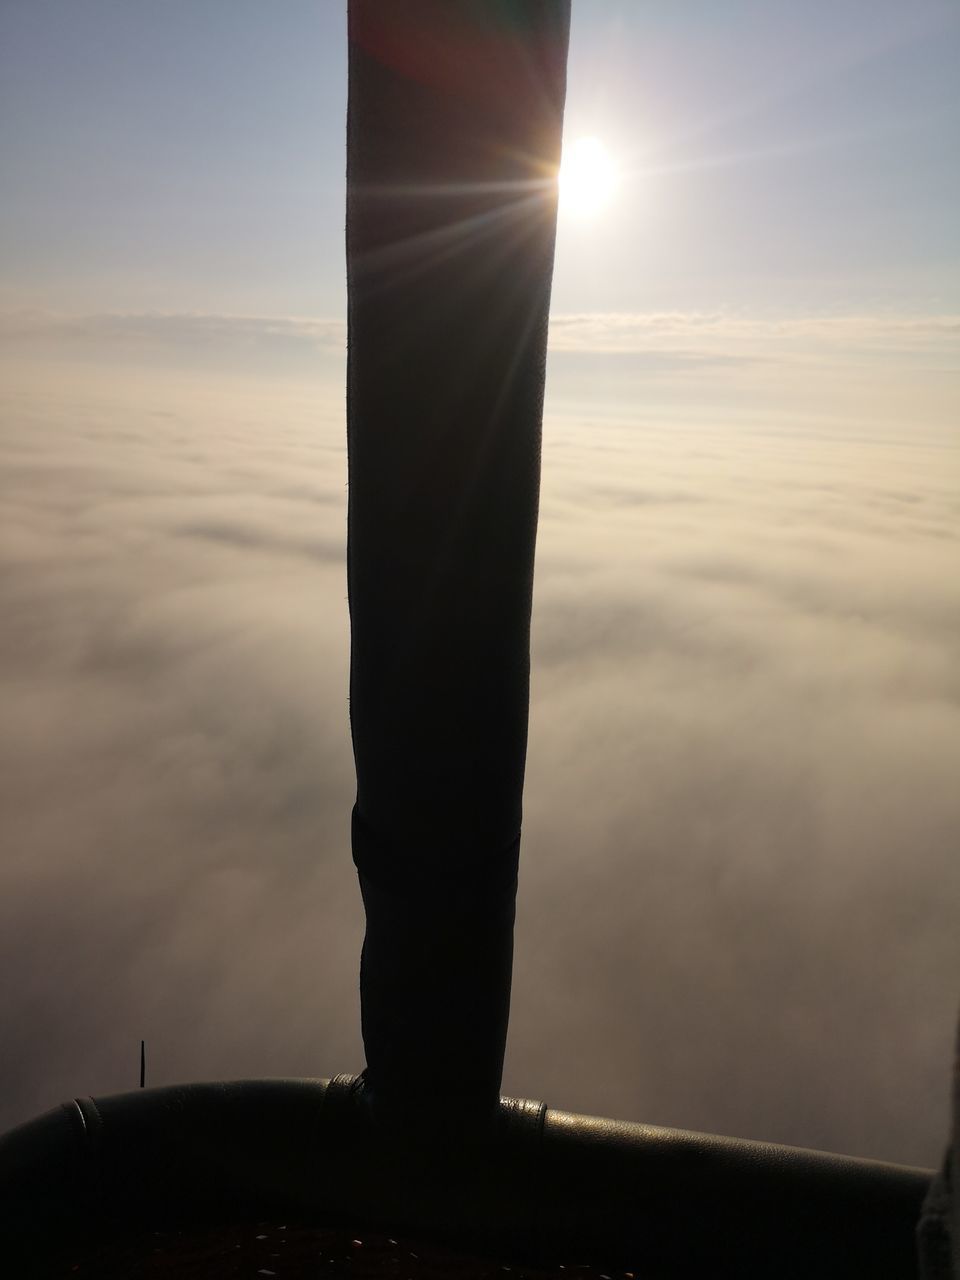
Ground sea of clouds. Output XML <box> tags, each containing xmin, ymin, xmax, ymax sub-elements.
<box><xmin>0</xmin><ymin>314</ymin><xmax>957</xmax><ymax>1167</ymax></box>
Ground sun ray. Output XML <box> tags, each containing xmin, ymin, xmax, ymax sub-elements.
<box><xmin>558</xmin><ymin>136</ymin><xmax>620</xmax><ymax>219</ymax></box>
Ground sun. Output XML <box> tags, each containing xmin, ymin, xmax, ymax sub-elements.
<box><xmin>558</xmin><ymin>136</ymin><xmax>620</xmax><ymax>219</ymax></box>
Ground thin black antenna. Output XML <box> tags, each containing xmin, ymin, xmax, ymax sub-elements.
<box><xmin>139</xmin><ymin>1040</ymin><xmax>145</xmax><ymax>1089</ymax></box>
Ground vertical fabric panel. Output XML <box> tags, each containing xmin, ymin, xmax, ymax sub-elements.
<box><xmin>346</xmin><ymin>0</ymin><xmax>570</xmax><ymax>1123</ymax></box>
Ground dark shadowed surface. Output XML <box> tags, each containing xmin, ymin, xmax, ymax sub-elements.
<box><xmin>66</xmin><ymin>1222</ymin><xmax>634</xmax><ymax>1280</ymax></box>
<box><xmin>0</xmin><ymin>1076</ymin><xmax>930</xmax><ymax>1278</ymax></box>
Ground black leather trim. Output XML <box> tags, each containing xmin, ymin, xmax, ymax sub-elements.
<box><xmin>0</xmin><ymin>1080</ymin><xmax>933</xmax><ymax>1278</ymax></box>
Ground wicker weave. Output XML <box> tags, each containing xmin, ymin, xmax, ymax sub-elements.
<box><xmin>67</xmin><ymin>1222</ymin><xmax>644</xmax><ymax>1279</ymax></box>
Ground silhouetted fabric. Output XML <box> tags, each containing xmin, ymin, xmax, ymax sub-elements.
<box><xmin>917</xmin><ymin>1015</ymin><xmax>960</xmax><ymax>1278</ymax></box>
<box><xmin>346</xmin><ymin>0</ymin><xmax>570</xmax><ymax>1126</ymax></box>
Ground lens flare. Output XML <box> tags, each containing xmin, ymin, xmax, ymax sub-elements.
<box><xmin>558</xmin><ymin>137</ymin><xmax>620</xmax><ymax>218</ymax></box>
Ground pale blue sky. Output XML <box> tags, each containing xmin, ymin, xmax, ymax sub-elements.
<box><xmin>2</xmin><ymin>0</ymin><xmax>958</xmax><ymax>319</ymax></box>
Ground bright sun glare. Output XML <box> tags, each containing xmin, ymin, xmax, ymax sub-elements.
<box><xmin>558</xmin><ymin>136</ymin><xmax>620</xmax><ymax>219</ymax></box>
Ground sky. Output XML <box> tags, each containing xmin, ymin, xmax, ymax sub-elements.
<box><xmin>1</xmin><ymin>0</ymin><xmax>958</xmax><ymax>1169</ymax></box>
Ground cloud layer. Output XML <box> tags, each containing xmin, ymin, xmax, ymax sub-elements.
<box><xmin>0</xmin><ymin>367</ymin><xmax>363</xmax><ymax>1125</ymax></box>
<box><xmin>515</xmin><ymin>406</ymin><xmax>959</xmax><ymax>1163</ymax></box>
<box><xmin>1</xmin><ymin>337</ymin><xmax>957</xmax><ymax>1168</ymax></box>
<box><xmin>5</xmin><ymin>305</ymin><xmax>957</xmax><ymax>362</ymax></box>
